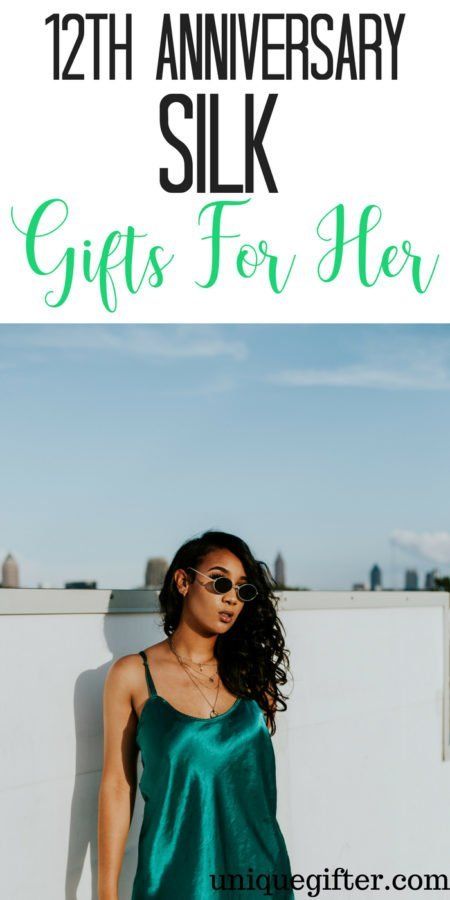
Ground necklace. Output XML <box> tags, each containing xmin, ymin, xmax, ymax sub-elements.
<box><xmin>179</xmin><ymin>660</ymin><xmax>219</xmax><ymax>685</ymax></box>
<box><xmin>167</xmin><ymin>636</ymin><xmax>218</xmax><ymax>681</ymax></box>
<box><xmin>168</xmin><ymin>640</ymin><xmax>217</xmax><ymax>669</ymax></box>
<box><xmin>168</xmin><ymin>636</ymin><xmax>221</xmax><ymax>717</ymax></box>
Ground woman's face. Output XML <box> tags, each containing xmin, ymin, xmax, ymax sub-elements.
<box><xmin>174</xmin><ymin>548</ymin><xmax>248</xmax><ymax>635</ymax></box>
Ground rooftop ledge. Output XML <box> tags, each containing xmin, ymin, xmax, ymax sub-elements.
<box><xmin>0</xmin><ymin>587</ymin><xmax>448</xmax><ymax>614</ymax></box>
<box><xmin>1</xmin><ymin>590</ymin><xmax>449</xmax><ymax>763</ymax></box>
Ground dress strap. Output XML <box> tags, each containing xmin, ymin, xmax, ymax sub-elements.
<box><xmin>139</xmin><ymin>650</ymin><xmax>158</xmax><ymax>698</ymax></box>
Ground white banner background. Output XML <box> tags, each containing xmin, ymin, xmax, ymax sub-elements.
<box><xmin>1</xmin><ymin>0</ymin><xmax>447</xmax><ymax>323</ymax></box>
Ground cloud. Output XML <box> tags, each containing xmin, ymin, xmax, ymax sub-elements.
<box><xmin>266</xmin><ymin>364</ymin><xmax>450</xmax><ymax>390</ymax></box>
<box><xmin>390</xmin><ymin>530</ymin><xmax>450</xmax><ymax>565</ymax></box>
<box><xmin>266</xmin><ymin>330</ymin><xmax>450</xmax><ymax>391</ymax></box>
<box><xmin>0</xmin><ymin>325</ymin><xmax>248</xmax><ymax>363</ymax></box>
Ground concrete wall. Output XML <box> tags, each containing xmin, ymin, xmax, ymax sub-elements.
<box><xmin>0</xmin><ymin>589</ymin><xmax>449</xmax><ymax>899</ymax></box>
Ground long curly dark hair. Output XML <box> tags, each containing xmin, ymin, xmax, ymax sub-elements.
<box><xmin>158</xmin><ymin>530</ymin><xmax>292</xmax><ymax>734</ymax></box>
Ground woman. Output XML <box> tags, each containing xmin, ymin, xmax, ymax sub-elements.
<box><xmin>98</xmin><ymin>530</ymin><xmax>295</xmax><ymax>899</ymax></box>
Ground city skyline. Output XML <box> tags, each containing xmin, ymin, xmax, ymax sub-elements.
<box><xmin>1</xmin><ymin>324</ymin><xmax>450</xmax><ymax>590</ymax></box>
<box><xmin>0</xmin><ymin>548</ymin><xmax>442</xmax><ymax>593</ymax></box>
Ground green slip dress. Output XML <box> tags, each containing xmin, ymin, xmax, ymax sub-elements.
<box><xmin>131</xmin><ymin>649</ymin><xmax>295</xmax><ymax>900</ymax></box>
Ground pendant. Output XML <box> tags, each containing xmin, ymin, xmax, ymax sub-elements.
<box><xmin>209</xmin><ymin>676</ymin><xmax>214</xmax><ymax>683</ymax></box>
<box><xmin>210</xmin><ymin>709</ymin><xmax>218</xmax><ymax>718</ymax></box>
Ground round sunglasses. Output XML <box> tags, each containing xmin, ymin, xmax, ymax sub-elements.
<box><xmin>187</xmin><ymin>567</ymin><xmax>258</xmax><ymax>603</ymax></box>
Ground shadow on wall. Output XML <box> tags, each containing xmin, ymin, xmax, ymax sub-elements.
<box><xmin>64</xmin><ymin>592</ymin><xmax>163</xmax><ymax>900</ymax></box>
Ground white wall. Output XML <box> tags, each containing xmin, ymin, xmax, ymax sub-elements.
<box><xmin>0</xmin><ymin>590</ymin><xmax>449</xmax><ymax>899</ymax></box>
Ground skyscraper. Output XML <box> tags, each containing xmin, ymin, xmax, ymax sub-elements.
<box><xmin>274</xmin><ymin>553</ymin><xmax>286</xmax><ymax>587</ymax></box>
<box><xmin>425</xmin><ymin>569</ymin><xmax>438</xmax><ymax>590</ymax></box>
<box><xmin>370</xmin><ymin>564</ymin><xmax>382</xmax><ymax>591</ymax></box>
<box><xmin>1</xmin><ymin>553</ymin><xmax>19</xmax><ymax>588</ymax></box>
<box><xmin>405</xmin><ymin>569</ymin><xmax>419</xmax><ymax>591</ymax></box>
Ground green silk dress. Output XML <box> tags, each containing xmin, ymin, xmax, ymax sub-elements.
<box><xmin>131</xmin><ymin>650</ymin><xmax>295</xmax><ymax>900</ymax></box>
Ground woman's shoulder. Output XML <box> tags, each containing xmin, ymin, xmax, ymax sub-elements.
<box><xmin>103</xmin><ymin>643</ymin><xmax>163</xmax><ymax>706</ymax></box>
<box><xmin>107</xmin><ymin>640</ymin><xmax>166</xmax><ymax>678</ymax></box>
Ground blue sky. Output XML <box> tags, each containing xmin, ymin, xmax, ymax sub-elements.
<box><xmin>1</xmin><ymin>324</ymin><xmax>449</xmax><ymax>590</ymax></box>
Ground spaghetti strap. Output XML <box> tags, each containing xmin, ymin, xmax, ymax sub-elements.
<box><xmin>139</xmin><ymin>650</ymin><xmax>158</xmax><ymax>698</ymax></box>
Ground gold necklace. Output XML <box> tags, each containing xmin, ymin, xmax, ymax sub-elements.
<box><xmin>168</xmin><ymin>636</ymin><xmax>221</xmax><ymax>717</ymax></box>
<box><xmin>168</xmin><ymin>637</ymin><xmax>218</xmax><ymax>680</ymax></box>
<box><xmin>182</xmin><ymin>664</ymin><xmax>221</xmax><ymax>717</ymax></box>
<box><xmin>168</xmin><ymin>637</ymin><xmax>217</xmax><ymax>670</ymax></box>
<box><xmin>180</xmin><ymin>661</ymin><xmax>219</xmax><ymax>685</ymax></box>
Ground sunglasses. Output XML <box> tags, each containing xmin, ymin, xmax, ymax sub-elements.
<box><xmin>187</xmin><ymin>567</ymin><xmax>258</xmax><ymax>603</ymax></box>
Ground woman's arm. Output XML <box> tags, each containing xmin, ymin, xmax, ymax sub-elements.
<box><xmin>97</xmin><ymin>657</ymin><xmax>139</xmax><ymax>900</ymax></box>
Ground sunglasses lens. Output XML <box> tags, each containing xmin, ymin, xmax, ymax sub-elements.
<box><xmin>213</xmin><ymin>576</ymin><xmax>233</xmax><ymax>595</ymax></box>
<box><xmin>237</xmin><ymin>584</ymin><xmax>258</xmax><ymax>602</ymax></box>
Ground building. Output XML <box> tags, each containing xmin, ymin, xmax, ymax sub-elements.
<box><xmin>274</xmin><ymin>552</ymin><xmax>286</xmax><ymax>587</ymax></box>
<box><xmin>370</xmin><ymin>564</ymin><xmax>382</xmax><ymax>591</ymax></box>
<box><xmin>405</xmin><ymin>569</ymin><xmax>419</xmax><ymax>591</ymax></box>
<box><xmin>145</xmin><ymin>557</ymin><xmax>169</xmax><ymax>588</ymax></box>
<box><xmin>65</xmin><ymin>581</ymin><xmax>97</xmax><ymax>589</ymax></box>
<box><xmin>352</xmin><ymin>582</ymin><xmax>367</xmax><ymax>591</ymax></box>
<box><xmin>425</xmin><ymin>569</ymin><xmax>438</xmax><ymax>590</ymax></box>
<box><xmin>1</xmin><ymin>553</ymin><xmax>19</xmax><ymax>588</ymax></box>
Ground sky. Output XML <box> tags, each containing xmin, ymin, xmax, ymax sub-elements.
<box><xmin>0</xmin><ymin>324</ymin><xmax>449</xmax><ymax>590</ymax></box>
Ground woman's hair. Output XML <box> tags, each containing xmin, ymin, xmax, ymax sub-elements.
<box><xmin>158</xmin><ymin>530</ymin><xmax>291</xmax><ymax>734</ymax></box>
